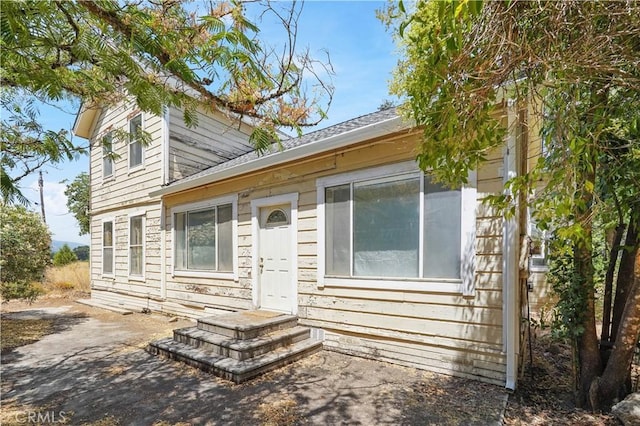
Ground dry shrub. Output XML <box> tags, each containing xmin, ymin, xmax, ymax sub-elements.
<box><xmin>44</xmin><ymin>261</ymin><xmax>90</xmax><ymax>296</ymax></box>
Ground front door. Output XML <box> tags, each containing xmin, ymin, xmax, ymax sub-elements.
<box><xmin>258</xmin><ymin>204</ymin><xmax>293</xmax><ymax>312</ymax></box>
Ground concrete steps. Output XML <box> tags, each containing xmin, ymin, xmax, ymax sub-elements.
<box><xmin>148</xmin><ymin>310</ymin><xmax>321</xmax><ymax>383</ymax></box>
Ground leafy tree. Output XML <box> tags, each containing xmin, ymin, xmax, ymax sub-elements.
<box><xmin>73</xmin><ymin>245</ymin><xmax>90</xmax><ymax>261</ymax></box>
<box><xmin>65</xmin><ymin>172</ymin><xmax>90</xmax><ymax>236</ymax></box>
<box><xmin>1</xmin><ymin>0</ymin><xmax>333</xmax><ymax>204</ymax></box>
<box><xmin>53</xmin><ymin>244</ymin><xmax>78</xmax><ymax>267</ymax></box>
<box><xmin>1</xmin><ymin>0</ymin><xmax>333</xmax><ymax>145</ymax></box>
<box><xmin>1</xmin><ymin>94</ymin><xmax>86</xmax><ymax>204</ymax></box>
<box><xmin>0</xmin><ymin>204</ymin><xmax>50</xmax><ymax>301</ymax></box>
<box><xmin>384</xmin><ymin>0</ymin><xmax>640</xmax><ymax>410</ymax></box>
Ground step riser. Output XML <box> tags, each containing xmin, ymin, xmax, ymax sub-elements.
<box><xmin>148</xmin><ymin>339</ymin><xmax>322</xmax><ymax>384</ymax></box>
<box><xmin>197</xmin><ymin>318</ymin><xmax>298</xmax><ymax>340</ymax></box>
<box><xmin>174</xmin><ymin>329</ymin><xmax>310</xmax><ymax>361</ymax></box>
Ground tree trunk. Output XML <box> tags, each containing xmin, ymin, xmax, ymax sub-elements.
<box><xmin>601</xmin><ymin>222</ymin><xmax>626</xmax><ymax>344</ymax></box>
<box><xmin>575</xmin><ymin>237</ymin><xmax>602</xmax><ymax>408</ymax></box>
<box><xmin>611</xmin><ymin>218</ymin><xmax>639</xmax><ymax>342</ymax></box>
<box><xmin>592</xmin><ymin>246</ymin><xmax>640</xmax><ymax>410</ymax></box>
<box><xmin>574</xmin><ymin>120</ymin><xmax>602</xmax><ymax>408</ymax></box>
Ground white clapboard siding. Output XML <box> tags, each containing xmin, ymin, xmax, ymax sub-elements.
<box><xmin>167</xmin><ymin>106</ymin><xmax>254</xmax><ymax>181</ymax></box>
<box><xmin>160</xmin><ymin>128</ymin><xmax>510</xmax><ymax>385</ymax></box>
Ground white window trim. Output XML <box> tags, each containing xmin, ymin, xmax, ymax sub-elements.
<box><xmin>128</xmin><ymin>212</ymin><xmax>146</xmax><ymax>281</ymax></box>
<box><xmin>527</xmin><ymin>206</ymin><xmax>549</xmax><ymax>272</ymax></box>
<box><xmin>316</xmin><ymin>161</ymin><xmax>476</xmax><ymax>295</ymax></box>
<box><xmin>250</xmin><ymin>192</ymin><xmax>299</xmax><ymax>315</ymax></box>
<box><xmin>170</xmin><ymin>194</ymin><xmax>238</xmax><ymax>280</ymax></box>
<box><xmin>101</xmin><ymin>217</ymin><xmax>115</xmax><ymax>278</ymax></box>
<box><xmin>102</xmin><ymin>131</ymin><xmax>115</xmax><ymax>183</ymax></box>
<box><xmin>128</xmin><ymin>113</ymin><xmax>145</xmax><ymax>173</ymax></box>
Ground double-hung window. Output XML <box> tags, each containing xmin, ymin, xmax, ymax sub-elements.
<box><xmin>102</xmin><ymin>131</ymin><xmax>114</xmax><ymax>179</ymax></box>
<box><xmin>128</xmin><ymin>114</ymin><xmax>143</xmax><ymax>169</ymax></box>
<box><xmin>129</xmin><ymin>215</ymin><xmax>145</xmax><ymax>277</ymax></box>
<box><xmin>528</xmin><ymin>209</ymin><xmax>548</xmax><ymax>269</ymax></box>
<box><xmin>318</xmin><ymin>161</ymin><xmax>476</xmax><ymax>294</ymax></box>
<box><xmin>102</xmin><ymin>220</ymin><xmax>114</xmax><ymax>275</ymax></box>
<box><xmin>173</xmin><ymin>196</ymin><xmax>237</xmax><ymax>277</ymax></box>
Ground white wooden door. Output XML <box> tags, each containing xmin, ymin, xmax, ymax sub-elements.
<box><xmin>259</xmin><ymin>204</ymin><xmax>293</xmax><ymax>312</ymax></box>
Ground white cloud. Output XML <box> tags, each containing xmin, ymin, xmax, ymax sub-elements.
<box><xmin>26</xmin><ymin>179</ymin><xmax>89</xmax><ymax>244</ymax></box>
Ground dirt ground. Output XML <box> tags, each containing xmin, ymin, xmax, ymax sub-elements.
<box><xmin>504</xmin><ymin>330</ymin><xmax>618</xmax><ymax>426</ymax></box>
<box><xmin>1</xmin><ymin>296</ymin><xmax>508</xmax><ymax>425</ymax></box>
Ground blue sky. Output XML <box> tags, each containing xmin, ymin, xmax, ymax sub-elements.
<box><xmin>19</xmin><ymin>1</ymin><xmax>399</xmax><ymax>245</ymax></box>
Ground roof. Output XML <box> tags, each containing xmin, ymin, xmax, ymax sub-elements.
<box><xmin>151</xmin><ymin>107</ymin><xmax>409</xmax><ymax>197</ymax></box>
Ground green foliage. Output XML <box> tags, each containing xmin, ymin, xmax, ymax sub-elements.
<box><xmin>0</xmin><ymin>203</ymin><xmax>51</xmax><ymax>302</ymax></box>
<box><xmin>73</xmin><ymin>245</ymin><xmax>90</xmax><ymax>261</ymax></box>
<box><xmin>386</xmin><ymin>0</ymin><xmax>640</xmax><ymax>404</ymax></box>
<box><xmin>0</xmin><ymin>0</ymin><xmax>333</xmax><ymax>141</ymax></box>
<box><xmin>1</xmin><ymin>93</ymin><xmax>85</xmax><ymax>204</ymax></box>
<box><xmin>53</xmin><ymin>244</ymin><xmax>78</xmax><ymax>267</ymax></box>
<box><xmin>64</xmin><ymin>173</ymin><xmax>90</xmax><ymax>236</ymax></box>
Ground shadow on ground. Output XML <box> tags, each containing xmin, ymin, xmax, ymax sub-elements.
<box><xmin>0</xmin><ymin>303</ymin><xmax>507</xmax><ymax>425</ymax></box>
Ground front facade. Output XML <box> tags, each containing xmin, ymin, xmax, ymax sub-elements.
<box><xmin>75</xmin><ymin>100</ymin><xmax>546</xmax><ymax>389</ymax></box>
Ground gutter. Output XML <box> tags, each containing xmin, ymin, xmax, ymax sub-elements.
<box><xmin>149</xmin><ymin>115</ymin><xmax>407</xmax><ymax>197</ymax></box>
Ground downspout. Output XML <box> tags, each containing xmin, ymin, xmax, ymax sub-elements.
<box><xmin>503</xmin><ymin>99</ymin><xmax>520</xmax><ymax>390</ymax></box>
<box><xmin>160</xmin><ymin>198</ymin><xmax>167</xmax><ymax>300</ymax></box>
<box><xmin>160</xmin><ymin>108</ymin><xmax>170</xmax><ymax>301</ymax></box>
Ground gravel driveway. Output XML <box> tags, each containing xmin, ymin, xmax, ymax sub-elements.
<box><xmin>1</xmin><ymin>299</ymin><xmax>508</xmax><ymax>425</ymax></box>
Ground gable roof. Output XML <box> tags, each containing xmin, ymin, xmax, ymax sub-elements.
<box><xmin>150</xmin><ymin>108</ymin><xmax>409</xmax><ymax>197</ymax></box>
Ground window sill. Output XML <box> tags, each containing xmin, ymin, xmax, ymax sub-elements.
<box><xmin>321</xmin><ymin>276</ymin><xmax>463</xmax><ymax>293</ymax></box>
<box><xmin>172</xmin><ymin>270</ymin><xmax>237</xmax><ymax>281</ymax></box>
<box><xmin>128</xmin><ymin>275</ymin><xmax>146</xmax><ymax>282</ymax></box>
<box><xmin>102</xmin><ymin>176</ymin><xmax>115</xmax><ymax>184</ymax></box>
<box><xmin>530</xmin><ymin>266</ymin><xmax>549</xmax><ymax>273</ymax></box>
<box><xmin>128</xmin><ymin>165</ymin><xmax>145</xmax><ymax>175</ymax></box>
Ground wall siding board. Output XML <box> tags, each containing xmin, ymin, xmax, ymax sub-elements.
<box><xmin>88</xmin><ymin>101</ymin><xmax>514</xmax><ymax>386</ymax></box>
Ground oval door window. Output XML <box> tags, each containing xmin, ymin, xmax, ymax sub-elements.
<box><xmin>266</xmin><ymin>209</ymin><xmax>288</xmax><ymax>226</ymax></box>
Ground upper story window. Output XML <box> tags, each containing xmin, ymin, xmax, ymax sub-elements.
<box><xmin>102</xmin><ymin>131</ymin><xmax>114</xmax><ymax>179</ymax></box>
<box><xmin>317</xmin><ymin>161</ymin><xmax>476</xmax><ymax>294</ymax></box>
<box><xmin>128</xmin><ymin>114</ymin><xmax>144</xmax><ymax>169</ymax></box>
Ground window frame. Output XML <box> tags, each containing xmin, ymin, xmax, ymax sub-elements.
<box><xmin>316</xmin><ymin>161</ymin><xmax>476</xmax><ymax>295</ymax></box>
<box><xmin>528</xmin><ymin>207</ymin><xmax>549</xmax><ymax>271</ymax></box>
<box><xmin>128</xmin><ymin>113</ymin><xmax>144</xmax><ymax>171</ymax></box>
<box><xmin>170</xmin><ymin>194</ymin><xmax>238</xmax><ymax>280</ymax></box>
<box><xmin>101</xmin><ymin>218</ymin><xmax>115</xmax><ymax>277</ymax></box>
<box><xmin>102</xmin><ymin>131</ymin><xmax>115</xmax><ymax>181</ymax></box>
<box><xmin>128</xmin><ymin>213</ymin><xmax>145</xmax><ymax>280</ymax></box>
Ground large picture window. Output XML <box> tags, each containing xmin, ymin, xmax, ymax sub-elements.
<box><xmin>174</xmin><ymin>203</ymin><xmax>233</xmax><ymax>272</ymax></box>
<box><xmin>326</xmin><ymin>175</ymin><xmax>460</xmax><ymax>279</ymax></box>
<box><xmin>129</xmin><ymin>114</ymin><xmax>143</xmax><ymax>168</ymax></box>
<box><xmin>318</xmin><ymin>161</ymin><xmax>476</xmax><ymax>293</ymax></box>
<box><xmin>102</xmin><ymin>220</ymin><xmax>114</xmax><ymax>275</ymax></box>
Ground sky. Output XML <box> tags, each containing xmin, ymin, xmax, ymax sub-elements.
<box><xmin>17</xmin><ymin>1</ymin><xmax>400</xmax><ymax>245</ymax></box>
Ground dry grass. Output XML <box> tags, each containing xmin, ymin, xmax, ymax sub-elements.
<box><xmin>257</xmin><ymin>397</ymin><xmax>304</xmax><ymax>426</ymax></box>
<box><xmin>43</xmin><ymin>261</ymin><xmax>90</xmax><ymax>296</ymax></box>
<box><xmin>0</xmin><ymin>317</ymin><xmax>55</xmax><ymax>353</ymax></box>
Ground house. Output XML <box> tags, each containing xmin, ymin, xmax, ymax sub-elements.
<box><xmin>73</xmin><ymin>98</ymin><xmax>549</xmax><ymax>388</ymax></box>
